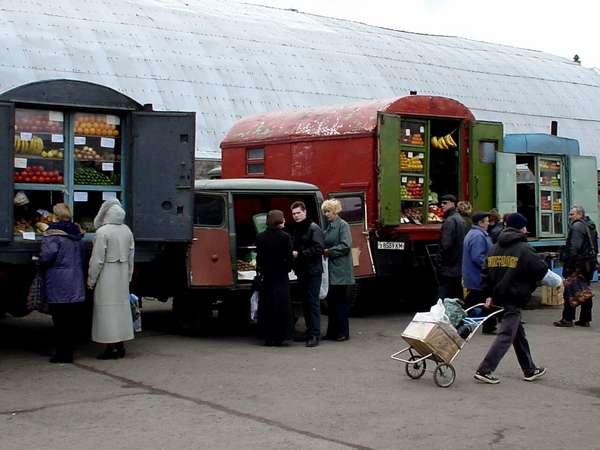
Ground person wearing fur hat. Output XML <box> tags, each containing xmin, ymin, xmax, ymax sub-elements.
<box><xmin>88</xmin><ymin>199</ymin><xmax>135</xmax><ymax>359</ymax></box>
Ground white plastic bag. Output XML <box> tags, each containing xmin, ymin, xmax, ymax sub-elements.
<box><xmin>129</xmin><ymin>293</ymin><xmax>142</xmax><ymax>332</ymax></box>
<box><xmin>412</xmin><ymin>299</ymin><xmax>450</xmax><ymax>323</ymax></box>
<box><xmin>319</xmin><ymin>257</ymin><xmax>329</xmax><ymax>300</ymax></box>
<box><xmin>250</xmin><ymin>290</ymin><xmax>259</xmax><ymax>322</ymax></box>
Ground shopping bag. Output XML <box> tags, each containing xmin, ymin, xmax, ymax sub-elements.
<box><xmin>250</xmin><ymin>290</ymin><xmax>259</xmax><ymax>322</ymax></box>
<box><xmin>319</xmin><ymin>257</ymin><xmax>329</xmax><ymax>300</ymax></box>
<box><xmin>129</xmin><ymin>293</ymin><xmax>142</xmax><ymax>332</ymax></box>
<box><xmin>26</xmin><ymin>271</ymin><xmax>49</xmax><ymax>314</ymax></box>
<box><xmin>412</xmin><ymin>299</ymin><xmax>450</xmax><ymax>324</ymax></box>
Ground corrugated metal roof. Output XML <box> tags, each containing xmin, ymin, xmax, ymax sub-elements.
<box><xmin>1</xmin><ymin>0</ymin><xmax>600</xmax><ymax>161</ymax></box>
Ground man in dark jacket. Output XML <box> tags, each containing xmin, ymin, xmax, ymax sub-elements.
<box><xmin>554</xmin><ymin>205</ymin><xmax>598</xmax><ymax>327</ymax></box>
<box><xmin>474</xmin><ymin>213</ymin><xmax>561</xmax><ymax>384</ymax></box>
<box><xmin>290</xmin><ymin>201</ymin><xmax>324</xmax><ymax>347</ymax></box>
<box><xmin>438</xmin><ymin>194</ymin><xmax>468</xmax><ymax>299</ymax></box>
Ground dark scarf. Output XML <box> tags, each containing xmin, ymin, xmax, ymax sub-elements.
<box><xmin>48</xmin><ymin>220</ymin><xmax>82</xmax><ymax>237</ymax></box>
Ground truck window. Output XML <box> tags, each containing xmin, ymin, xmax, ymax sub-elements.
<box><xmin>334</xmin><ymin>195</ymin><xmax>364</xmax><ymax>224</ymax></box>
<box><xmin>246</xmin><ymin>148</ymin><xmax>264</xmax><ymax>175</ymax></box>
<box><xmin>194</xmin><ymin>195</ymin><xmax>224</xmax><ymax>226</ymax></box>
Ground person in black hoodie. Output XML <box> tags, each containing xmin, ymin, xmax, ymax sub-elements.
<box><xmin>554</xmin><ymin>205</ymin><xmax>598</xmax><ymax>327</ymax></box>
<box><xmin>290</xmin><ymin>201</ymin><xmax>325</xmax><ymax>347</ymax></box>
<box><xmin>474</xmin><ymin>213</ymin><xmax>562</xmax><ymax>384</ymax></box>
<box><xmin>438</xmin><ymin>194</ymin><xmax>469</xmax><ymax>299</ymax></box>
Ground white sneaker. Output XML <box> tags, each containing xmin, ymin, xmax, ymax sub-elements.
<box><xmin>523</xmin><ymin>367</ymin><xmax>546</xmax><ymax>382</ymax></box>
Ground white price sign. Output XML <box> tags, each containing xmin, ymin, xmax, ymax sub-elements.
<box><xmin>21</xmin><ymin>231</ymin><xmax>36</xmax><ymax>241</ymax></box>
<box><xmin>419</xmin><ymin>126</ymin><xmax>425</xmax><ymax>133</ymax></box>
<box><xmin>14</xmin><ymin>157</ymin><xmax>28</xmax><ymax>169</ymax></box>
<box><xmin>401</xmin><ymin>176</ymin><xmax>408</xmax><ymax>183</ymax></box>
<box><xmin>74</xmin><ymin>191</ymin><xmax>88</xmax><ymax>202</ymax></box>
<box><xmin>49</xmin><ymin>111</ymin><xmax>64</xmax><ymax>122</ymax></box>
<box><xmin>405</xmin><ymin>129</ymin><xmax>411</xmax><ymax>136</ymax></box>
<box><xmin>51</xmin><ymin>134</ymin><xmax>64</xmax><ymax>143</ymax></box>
<box><xmin>106</xmin><ymin>115</ymin><xmax>120</xmax><ymax>125</ymax></box>
<box><xmin>418</xmin><ymin>153</ymin><xmax>424</xmax><ymax>159</ymax></box>
<box><xmin>102</xmin><ymin>191</ymin><xmax>117</xmax><ymax>201</ymax></box>
<box><xmin>74</xmin><ymin>136</ymin><xmax>86</xmax><ymax>145</ymax></box>
<box><xmin>102</xmin><ymin>162</ymin><xmax>114</xmax><ymax>172</ymax></box>
<box><xmin>408</xmin><ymin>152</ymin><xmax>413</xmax><ymax>158</ymax></box>
<box><xmin>20</xmin><ymin>132</ymin><xmax>32</xmax><ymax>141</ymax></box>
<box><xmin>101</xmin><ymin>137</ymin><xmax>115</xmax><ymax>148</ymax></box>
<box><xmin>418</xmin><ymin>178</ymin><xmax>424</xmax><ymax>184</ymax></box>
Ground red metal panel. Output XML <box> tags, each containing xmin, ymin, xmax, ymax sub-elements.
<box><xmin>189</xmin><ymin>227</ymin><xmax>233</xmax><ymax>287</ymax></box>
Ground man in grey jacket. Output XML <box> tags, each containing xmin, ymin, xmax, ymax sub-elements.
<box><xmin>438</xmin><ymin>194</ymin><xmax>469</xmax><ymax>299</ymax></box>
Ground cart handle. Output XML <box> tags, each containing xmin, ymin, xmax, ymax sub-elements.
<box><xmin>465</xmin><ymin>303</ymin><xmax>503</xmax><ymax>313</ymax></box>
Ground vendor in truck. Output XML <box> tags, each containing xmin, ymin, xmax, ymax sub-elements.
<box><xmin>437</xmin><ymin>194</ymin><xmax>469</xmax><ymax>300</ymax></box>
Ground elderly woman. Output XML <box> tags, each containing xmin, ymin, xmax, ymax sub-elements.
<box><xmin>88</xmin><ymin>199</ymin><xmax>135</xmax><ymax>359</ymax></box>
<box><xmin>321</xmin><ymin>199</ymin><xmax>355</xmax><ymax>342</ymax></box>
<box><xmin>39</xmin><ymin>203</ymin><xmax>85</xmax><ymax>363</ymax></box>
<box><xmin>255</xmin><ymin>209</ymin><xmax>294</xmax><ymax>346</ymax></box>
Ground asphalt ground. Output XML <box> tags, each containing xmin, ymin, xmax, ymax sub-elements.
<box><xmin>1</xmin><ymin>289</ymin><xmax>599</xmax><ymax>450</ymax></box>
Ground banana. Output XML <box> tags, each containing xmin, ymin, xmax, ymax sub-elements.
<box><xmin>445</xmin><ymin>134</ymin><xmax>457</xmax><ymax>148</ymax></box>
<box><xmin>437</xmin><ymin>135</ymin><xmax>448</xmax><ymax>150</ymax></box>
<box><xmin>431</xmin><ymin>136</ymin><xmax>439</xmax><ymax>149</ymax></box>
<box><xmin>15</xmin><ymin>136</ymin><xmax>21</xmax><ymax>152</ymax></box>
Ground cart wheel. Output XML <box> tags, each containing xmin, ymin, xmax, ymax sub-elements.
<box><xmin>405</xmin><ymin>355</ymin><xmax>427</xmax><ymax>379</ymax></box>
<box><xmin>433</xmin><ymin>363</ymin><xmax>456</xmax><ymax>388</ymax></box>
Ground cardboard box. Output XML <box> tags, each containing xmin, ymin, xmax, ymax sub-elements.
<box><xmin>402</xmin><ymin>320</ymin><xmax>464</xmax><ymax>363</ymax></box>
<box><xmin>541</xmin><ymin>285</ymin><xmax>564</xmax><ymax>306</ymax></box>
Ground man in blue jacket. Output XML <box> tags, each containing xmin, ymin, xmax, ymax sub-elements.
<box><xmin>462</xmin><ymin>211</ymin><xmax>495</xmax><ymax>334</ymax></box>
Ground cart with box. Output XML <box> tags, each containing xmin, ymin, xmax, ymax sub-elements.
<box><xmin>390</xmin><ymin>304</ymin><xmax>503</xmax><ymax>387</ymax></box>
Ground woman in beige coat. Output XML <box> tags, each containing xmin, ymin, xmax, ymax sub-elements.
<box><xmin>88</xmin><ymin>199</ymin><xmax>135</xmax><ymax>359</ymax></box>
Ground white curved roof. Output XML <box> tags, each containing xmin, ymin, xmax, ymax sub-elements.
<box><xmin>1</xmin><ymin>0</ymin><xmax>600</xmax><ymax>161</ymax></box>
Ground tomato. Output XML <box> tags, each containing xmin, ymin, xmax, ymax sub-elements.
<box><xmin>31</xmin><ymin>176</ymin><xmax>38</xmax><ymax>183</ymax></box>
<box><xmin>57</xmin><ymin>176</ymin><xmax>63</xmax><ymax>183</ymax></box>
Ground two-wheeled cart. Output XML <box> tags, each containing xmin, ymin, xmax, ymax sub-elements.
<box><xmin>390</xmin><ymin>304</ymin><xmax>504</xmax><ymax>387</ymax></box>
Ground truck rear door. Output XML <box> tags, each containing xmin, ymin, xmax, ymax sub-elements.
<box><xmin>495</xmin><ymin>152</ymin><xmax>517</xmax><ymax>215</ymax></box>
<box><xmin>469</xmin><ymin>121</ymin><xmax>503</xmax><ymax>211</ymax></box>
<box><xmin>130</xmin><ymin>111</ymin><xmax>195</xmax><ymax>241</ymax></box>
<box><xmin>0</xmin><ymin>102</ymin><xmax>14</xmax><ymax>241</ymax></box>
<box><xmin>189</xmin><ymin>193</ymin><xmax>233</xmax><ymax>287</ymax></box>
<box><xmin>330</xmin><ymin>192</ymin><xmax>375</xmax><ymax>278</ymax></box>
<box><xmin>377</xmin><ymin>113</ymin><xmax>401</xmax><ymax>226</ymax></box>
<box><xmin>568</xmin><ymin>155</ymin><xmax>598</xmax><ymax>223</ymax></box>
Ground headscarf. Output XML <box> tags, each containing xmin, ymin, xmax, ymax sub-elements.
<box><xmin>93</xmin><ymin>199</ymin><xmax>126</xmax><ymax>229</ymax></box>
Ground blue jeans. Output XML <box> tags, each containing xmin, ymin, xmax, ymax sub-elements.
<box><xmin>297</xmin><ymin>273</ymin><xmax>322</xmax><ymax>339</ymax></box>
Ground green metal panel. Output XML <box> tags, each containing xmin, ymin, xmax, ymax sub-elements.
<box><xmin>469</xmin><ymin>121</ymin><xmax>503</xmax><ymax>211</ymax></box>
<box><xmin>496</xmin><ymin>152</ymin><xmax>517</xmax><ymax>215</ymax></box>
<box><xmin>377</xmin><ymin>113</ymin><xmax>401</xmax><ymax>226</ymax></box>
<box><xmin>568</xmin><ymin>155</ymin><xmax>598</xmax><ymax>224</ymax></box>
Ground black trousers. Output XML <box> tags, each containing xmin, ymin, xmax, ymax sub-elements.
<box><xmin>49</xmin><ymin>302</ymin><xmax>84</xmax><ymax>360</ymax></box>
<box><xmin>325</xmin><ymin>285</ymin><xmax>350</xmax><ymax>339</ymax></box>
<box><xmin>477</xmin><ymin>304</ymin><xmax>536</xmax><ymax>376</ymax></box>
<box><xmin>437</xmin><ymin>275</ymin><xmax>463</xmax><ymax>300</ymax></box>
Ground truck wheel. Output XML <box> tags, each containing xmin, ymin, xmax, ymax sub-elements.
<box><xmin>172</xmin><ymin>292</ymin><xmax>211</xmax><ymax>336</ymax></box>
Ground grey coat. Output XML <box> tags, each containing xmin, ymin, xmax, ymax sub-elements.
<box><xmin>88</xmin><ymin>200</ymin><xmax>135</xmax><ymax>343</ymax></box>
<box><xmin>324</xmin><ymin>216</ymin><xmax>355</xmax><ymax>285</ymax></box>
<box><xmin>439</xmin><ymin>208</ymin><xmax>468</xmax><ymax>278</ymax></box>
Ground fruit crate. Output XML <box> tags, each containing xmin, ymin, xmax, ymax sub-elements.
<box><xmin>400</xmin><ymin>175</ymin><xmax>424</xmax><ymax>200</ymax></box>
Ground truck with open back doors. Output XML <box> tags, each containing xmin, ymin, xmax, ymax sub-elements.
<box><xmin>0</xmin><ymin>80</ymin><xmax>324</xmax><ymax>332</ymax></box>
<box><xmin>220</xmin><ymin>95</ymin><xmax>598</xmax><ymax>304</ymax></box>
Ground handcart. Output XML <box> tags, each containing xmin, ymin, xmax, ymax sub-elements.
<box><xmin>390</xmin><ymin>303</ymin><xmax>504</xmax><ymax>387</ymax></box>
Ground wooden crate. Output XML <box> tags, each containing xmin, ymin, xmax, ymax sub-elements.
<box><xmin>402</xmin><ymin>320</ymin><xmax>464</xmax><ymax>363</ymax></box>
<box><xmin>541</xmin><ymin>285</ymin><xmax>564</xmax><ymax>306</ymax></box>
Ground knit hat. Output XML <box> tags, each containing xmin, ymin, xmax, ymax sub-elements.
<box><xmin>506</xmin><ymin>212</ymin><xmax>528</xmax><ymax>230</ymax></box>
<box><xmin>472</xmin><ymin>211</ymin><xmax>490</xmax><ymax>225</ymax></box>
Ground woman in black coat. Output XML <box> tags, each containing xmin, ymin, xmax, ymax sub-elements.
<box><xmin>255</xmin><ymin>209</ymin><xmax>294</xmax><ymax>346</ymax></box>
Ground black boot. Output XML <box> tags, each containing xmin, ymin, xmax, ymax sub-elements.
<box><xmin>97</xmin><ymin>344</ymin><xmax>120</xmax><ymax>360</ymax></box>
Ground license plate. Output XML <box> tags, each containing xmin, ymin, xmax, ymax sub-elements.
<box><xmin>377</xmin><ymin>241</ymin><xmax>405</xmax><ymax>250</ymax></box>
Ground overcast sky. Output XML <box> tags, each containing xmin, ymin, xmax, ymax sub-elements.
<box><xmin>248</xmin><ymin>0</ymin><xmax>599</xmax><ymax>69</ymax></box>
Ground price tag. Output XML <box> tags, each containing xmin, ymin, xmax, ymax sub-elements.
<box><xmin>51</xmin><ymin>134</ymin><xmax>64</xmax><ymax>143</ymax></box>
<box><xmin>418</xmin><ymin>178</ymin><xmax>424</xmax><ymax>184</ymax></box>
<box><xmin>14</xmin><ymin>157</ymin><xmax>28</xmax><ymax>169</ymax></box>
<box><xmin>74</xmin><ymin>191</ymin><xmax>88</xmax><ymax>202</ymax></box>
<box><xmin>401</xmin><ymin>176</ymin><xmax>408</xmax><ymax>183</ymax></box>
<box><xmin>405</xmin><ymin>129</ymin><xmax>411</xmax><ymax>136</ymax></box>
<box><xmin>408</xmin><ymin>152</ymin><xmax>413</xmax><ymax>158</ymax></box>
<box><xmin>74</xmin><ymin>136</ymin><xmax>86</xmax><ymax>145</ymax></box>
<box><xmin>102</xmin><ymin>191</ymin><xmax>117</xmax><ymax>201</ymax></box>
<box><xmin>20</xmin><ymin>132</ymin><xmax>32</xmax><ymax>141</ymax></box>
<box><xmin>557</xmin><ymin>174</ymin><xmax>560</xmax><ymax>179</ymax></box>
<box><xmin>21</xmin><ymin>231</ymin><xmax>36</xmax><ymax>241</ymax></box>
<box><xmin>106</xmin><ymin>115</ymin><xmax>120</xmax><ymax>125</ymax></box>
<box><xmin>418</xmin><ymin>153</ymin><xmax>424</xmax><ymax>159</ymax></box>
<box><xmin>419</xmin><ymin>126</ymin><xmax>425</xmax><ymax>133</ymax></box>
<box><xmin>101</xmin><ymin>137</ymin><xmax>115</xmax><ymax>148</ymax></box>
<box><xmin>49</xmin><ymin>111</ymin><xmax>64</xmax><ymax>122</ymax></box>
<box><xmin>102</xmin><ymin>162</ymin><xmax>114</xmax><ymax>172</ymax></box>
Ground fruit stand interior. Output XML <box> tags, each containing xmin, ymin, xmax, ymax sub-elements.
<box><xmin>13</xmin><ymin>108</ymin><xmax>122</xmax><ymax>237</ymax></box>
<box><xmin>400</xmin><ymin>118</ymin><xmax>460</xmax><ymax>225</ymax></box>
<box><xmin>233</xmin><ymin>194</ymin><xmax>320</xmax><ymax>279</ymax></box>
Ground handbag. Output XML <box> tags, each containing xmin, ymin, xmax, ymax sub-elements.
<box><xmin>563</xmin><ymin>274</ymin><xmax>593</xmax><ymax>307</ymax></box>
<box><xmin>130</xmin><ymin>294</ymin><xmax>142</xmax><ymax>332</ymax></box>
<box><xmin>26</xmin><ymin>271</ymin><xmax>49</xmax><ymax>314</ymax></box>
<box><xmin>319</xmin><ymin>256</ymin><xmax>329</xmax><ymax>300</ymax></box>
